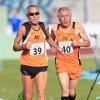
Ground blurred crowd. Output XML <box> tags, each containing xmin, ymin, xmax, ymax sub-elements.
<box><xmin>7</xmin><ymin>9</ymin><xmax>25</xmax><ymax>33</ymax></box>
<box><xmin>5</xmin><ymin>6</ymin><xmax>59</xmax><ymax>35</ymax></box>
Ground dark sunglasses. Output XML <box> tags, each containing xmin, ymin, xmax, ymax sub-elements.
<box><xmin>27</xmin><ymin>12</ymin><xmax>40</xmax><ymax>16</ymax></box>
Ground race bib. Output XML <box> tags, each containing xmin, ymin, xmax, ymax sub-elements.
<box><xmin>30</xmin><ymin>42</ymin><xmax>45</xmax><ymax>56</ymax></box>
<box><xmin>59</xmin><ymin>41</ymin><xmax>73</xmax><ymax>54</ymax></box>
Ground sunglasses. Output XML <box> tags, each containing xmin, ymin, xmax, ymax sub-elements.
<box><xmin>27</xmin><ymin>12</ymin><xmax>40</xmax><ymax>16</ymax></box>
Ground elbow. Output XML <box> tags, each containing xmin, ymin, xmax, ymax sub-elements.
<box><xmin>88</xmin><ymin>42</ymin><xmax>91</xmax><ymax>47</ymax></box>
<box><xmin>13</xmin><ymin>46</ymin><xmax>17</xmax><ymax>51</ymax></box>
<box><xmin>82</xmin><ymin>40</ymin><xmax>91</xmax><ymax>47</ymax></box>
<box><xmin>87</xmin><ymin>41</ymin><xmax>91</xmax><ymax>47</ymax></box>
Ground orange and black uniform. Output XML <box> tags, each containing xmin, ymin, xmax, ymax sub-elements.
<box><xmin>20</xmin><ymin>26</ymin><xmax>48</xmax><ymax>77</ymax></box>
<box><xmin>55</xmin><ymin>22</ymin><xmax>82</xmax><ymax>79</ymax></box>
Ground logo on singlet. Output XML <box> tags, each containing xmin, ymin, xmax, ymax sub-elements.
<box><xmin>62</xmin><ymin>36</ymin><xmax>68</xmax><ymax>40</ymax></box>
<box><xmin>34</xmin><ymin>35</ymin><xmax>40</xmax><ymax>39</ymax></box>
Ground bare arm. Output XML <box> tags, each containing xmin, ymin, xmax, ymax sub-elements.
<box><xmin>45</xmin><ymin>25</ymin><xmax>61</xmax><ymax>52</ymax></box>
<box><xmin>72</xmin><ymin>22</ymin><xmax>91</xmax><ymax>47</ymax></box>
<box><xmin>13</xmin><ymin>25</ymin><xmax>26</xmax><ymax>51</ymax></box>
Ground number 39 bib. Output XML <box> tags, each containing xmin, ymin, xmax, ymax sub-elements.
<box><xmin>59</xmin><ymin>41</ymin><xmax>73</xmax><ymax>54</ymax></box>
<box><xmin>30</xmin><ymin>42</ymin><xmax>45</xmax><ymax>56</ymax></box>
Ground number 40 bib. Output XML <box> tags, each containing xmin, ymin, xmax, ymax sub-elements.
<box><xmin>59</xmin><ymin>41</ymin><xmax>73</xmax><ymax>54</ymax></box>
<box><xmin>30</xmin><ymin>42</ymin><xmax>45</xmax><ymax>56</ymax></box>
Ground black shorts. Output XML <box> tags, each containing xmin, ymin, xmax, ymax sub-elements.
<box><xmin>20</xmin><ymin>65</ymin><xmax>48</xmax><ymax>78</ymax></box>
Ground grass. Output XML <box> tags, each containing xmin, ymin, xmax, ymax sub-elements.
<box><xmin>0</xmin><ymin>58</ymin><xmax>100</xmax><ymax>100</ymax></box>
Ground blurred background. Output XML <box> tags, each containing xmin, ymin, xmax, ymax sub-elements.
<box><xmin>0</xmin><ymin>0</ymin><xmax>100</xmax><ymax>100</ymax></box>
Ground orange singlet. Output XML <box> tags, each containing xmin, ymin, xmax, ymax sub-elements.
<box><xmin>20</xmin><ymin>27</ymin><xmax>48</xmax><ymax>67</ymax></box>
<box><xmin>55</xmin><ymin>22</ymin><xmax>82</xmax><ymax>79</ymax></box>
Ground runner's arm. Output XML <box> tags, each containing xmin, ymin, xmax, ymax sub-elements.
<box><xmin>45</xmin><ymin>25</ymin><xmax>61</xmax><ymax>52</ymax></box>
<box><xmin>72</xmin><ymin>23</ymin><xmax>91</xmax><ymax>47</ymax></box>
<box><xmin>13</xmin><ymin>25</ymin><xmax>26</xmax><ymax>51</ymax></box>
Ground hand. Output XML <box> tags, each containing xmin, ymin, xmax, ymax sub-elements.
<box><xmin>72</xmin><ymin>40</ymin><xmax>80</xmax><ymax>47</ymax></box>
<box><xmin>56</xmin><ymin>47</ymin><xmax>62</xmax><ymax>54</ymax></box>
<box><xmin>24</xmin><ymin>42</ymin><xmax>33</xmax><ymax>49</ymax></box>
<box><xmin>51</xmin><ymin>47</ymin><xmax>56</xmax><ymax>53</ymax></box>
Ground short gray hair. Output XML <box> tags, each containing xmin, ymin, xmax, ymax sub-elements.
<box><xmin>26</xmin><ymin>5</ymin><xmax>39</xmax><ymax>14</ymax></box>
<box><xmin>57</xmin><ymin>7</ymin><xmax>72</xmax><ymax>17</ymax></box>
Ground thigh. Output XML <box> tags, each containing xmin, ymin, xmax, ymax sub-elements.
<box><xmin>57</xmin><ymin>72</ymin><xmax>69</xmax><ymax>90</ymax></box>
<box><xmin>68</xmin><ymin>65</ymin><xmax>82</xmax><ymax>80</ymax></box>
<box><xmin>22</xmin><ymin>74</ymin><xmax>35</xmax><ymax>96</ymax></box>
<box><xmin>35</xmin><ymin>71</ymin><xmax>48</xmax><ymax>92</ymax></box>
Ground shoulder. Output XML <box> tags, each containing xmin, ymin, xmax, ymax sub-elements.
<box><xmin>44</xmin><ymin>24</ymin><xmax>49</xmax><ymax>30</ymax></box>
<box><xmin>51</xmin><ymin>24</ymin><xmax>58</xmax><ymax>33</ymax></box>
<box><xmin>74</xmin><ymin>22</ymin><xmax>84</xmax><ymax>30</ymax></box>
<box><xmin>22</xmin><ymin>22</ymin><xmax>31</xmax><ymax>27</ymax></box>
<box><xmin>74</xmin><ymin>21</ymin><xmax>85</xmax><ymax>35</ymax></box>
<box><xmin>19</xmin><ymin>24</ymin><xmax>26</xmax><ymax>32</ymax></box>
<box><xmin>17</xmin><ymin>23</ymin><xmax>26</xmax><ymax>36</ymax></box>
